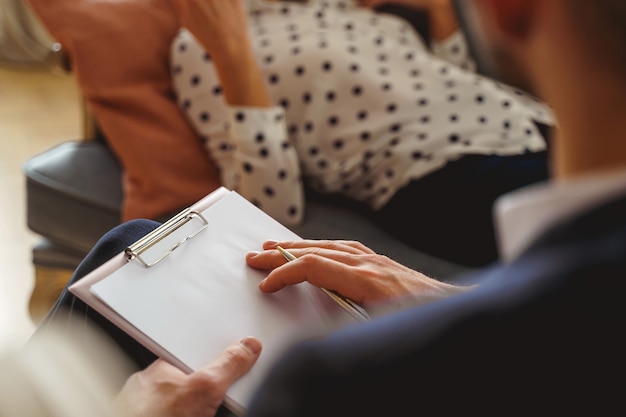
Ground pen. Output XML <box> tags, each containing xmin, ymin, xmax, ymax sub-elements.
<box><xmin>276</xmin><ymin>246</ymin><xmax>370</xmax><ymax>322</ymax></box>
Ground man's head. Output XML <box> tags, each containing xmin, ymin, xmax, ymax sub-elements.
<box><xmin>456</xmin><ymin>0</ymin><xmax>626</xmax><ymax>178</ymax></box>
<box><xmin>455</xmin><ymin>0</ymin><xmax>626</xmax><ymax>95</ymax></box>
<box><xmin>567</xmin><ymin>0</ymin><xmax>626</xmax><ymax>73</ymax></box>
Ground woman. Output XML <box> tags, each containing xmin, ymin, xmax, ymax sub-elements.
<box><xmin>170</xmin><ymin>0</ymin><xmax>554</xmax><ymax>267</ymax></box>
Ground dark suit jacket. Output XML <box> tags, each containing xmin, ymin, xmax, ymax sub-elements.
<box><xmin>245</xmin><ymin>194</ymin><xmax>626</xmax><ymax>416</ymax></box>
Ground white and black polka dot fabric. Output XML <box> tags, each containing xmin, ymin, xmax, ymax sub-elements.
<box><xmin>171</xmin><ymin>0</ymin><xmax>553</xmax><ymax>227</ymax></box>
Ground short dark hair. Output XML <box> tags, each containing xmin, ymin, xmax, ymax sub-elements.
<box><xmin>569</xmin><ymin>0</ymin><xmax>626</xmax><ymax>73</ymax></box>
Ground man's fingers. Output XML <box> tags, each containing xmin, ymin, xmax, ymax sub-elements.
<box><xmin>258</xmin><ymin>253</ymin><xmax>352</xmax><ymax>294</ymax></box>
<box><xmin>115</xmin><ymin>339</ymin><xmax>262</xmax><ymax>417</ymax></box>
<box><xmin>263</xmin><ymin>239</ymin><xmax>376</xmax><ymax>255</ymax></box>
<box><xmin>246</xmin><ymin>243</ymin><xmax>375</xmax><ymax>274</ymax></box>
<box><xmin>195</xmin><ymin>337</ymin><xmax>262</xmax><ymax>388</ymax></box>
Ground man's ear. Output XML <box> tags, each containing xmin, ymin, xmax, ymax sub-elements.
<box><xmin>479</xmin><ymin>0</ymin><xmax>537</xmax><ymax>40</ymax></box>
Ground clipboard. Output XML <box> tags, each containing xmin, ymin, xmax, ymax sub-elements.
<box><xmin>69</xmin><ymin>187</ymin><xmax>363</xmax><ymax>416</ymax></box>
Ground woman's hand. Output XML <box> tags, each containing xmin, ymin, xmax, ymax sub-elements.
<box><xmin>114</xmin><ymin>337</ymin><xmax>262</xmax><ymax>417</ymax></box>
<box><xmin>246</xmin><ymin>240</ymin><xmax>473</xmax><ymax>310</ymax></box>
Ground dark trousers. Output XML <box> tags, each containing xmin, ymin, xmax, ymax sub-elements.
<box><xmin>372</xmin><ymin>151</ymin><xmax>549</xmax><ymax>267</ymax></box>
<box><xmin>28</xmin><ymin>219</ymin><xmax>240</xmax><ymax>416</ymax></box>
<box><xmin>307</xmin><ymin>150</ymin><xmax>549</xmax><ymax>268</ymax></box>
<box><xmin>31</xmin><ymin>220</ymin><xmax>162</xmax><ymax>371</ymax></box>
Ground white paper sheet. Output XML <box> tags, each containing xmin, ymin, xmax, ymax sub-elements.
<box><xmin>89</xmin><ymin>191</ymin><xmax>351</xmax><ymax>415</ymax></box>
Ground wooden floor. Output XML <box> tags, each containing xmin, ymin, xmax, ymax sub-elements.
<box><xmin>0</xmin><ymin>65</ymin><xmax>82</xmax><ymax>352</ymax></box>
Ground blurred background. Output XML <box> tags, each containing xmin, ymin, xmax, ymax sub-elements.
<box><xmin>0</xmin><ymin>0</ymin><xmax>81</xmax><ymax>352</ymax></box>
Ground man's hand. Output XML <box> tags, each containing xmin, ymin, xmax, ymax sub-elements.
<box><xmin>247</xmin><ymin>240</ymin><xmax>473</xmax><ymax>310</ymax></box>
<box><xmin>114</xmin><ymin>337</ymin><xmax>262</xmax><ymax>417</ymax></box>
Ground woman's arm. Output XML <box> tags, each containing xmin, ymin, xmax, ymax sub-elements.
<box><xmin>425</xmin><ymin>0</ymin><xmax>458</xmax><ymax>41</ymax></box>
<box><xmin>171</xmin><ymin>1</ymin><xmax>305</xmax><ymax>226</ymax></box>
<box><xmin>172</xmin><ymin>0</ymin><xmax>271</xmax><ymax>107</ymax></box>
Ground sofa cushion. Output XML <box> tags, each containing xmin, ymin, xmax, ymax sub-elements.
<box><xmin>25</xmin><ymin>141</ymin><xmax>123</xmax><ymax>254</ymax></box>
<box><xmin>25</xmin><ymin>0</ymin><xmax>221</xmax><ymax>222</ymax></box>
<box><xmin>25</xmin><ymin>140</ymin><xmax>470</xmax><ymax>280</ymax></box>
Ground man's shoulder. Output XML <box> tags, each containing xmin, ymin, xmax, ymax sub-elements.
<box><xmin>526</xmin><ymin>192</ymin><xmax>626</xmax><ymax>260</ymax></box>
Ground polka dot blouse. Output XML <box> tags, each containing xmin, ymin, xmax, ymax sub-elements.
<box><xmin>171</xmin><ymin>0</ymin><xmax>554</xmax><ymax>227</ymax></box>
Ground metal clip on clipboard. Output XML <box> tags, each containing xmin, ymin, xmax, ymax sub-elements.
<box><xmin>125</xmin><ymin>208</ymin><xmax>209</xmax><ymax>268</ymax></box>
